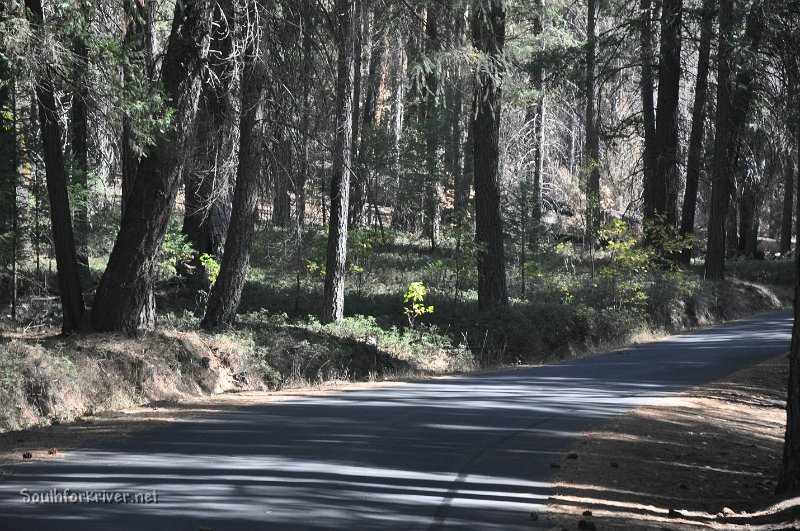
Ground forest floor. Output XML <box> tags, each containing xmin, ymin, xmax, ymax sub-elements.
<box><xmin>547</xmin><ymin>354</ymin><xmax>800</xmax><ymax>531</ymax></box>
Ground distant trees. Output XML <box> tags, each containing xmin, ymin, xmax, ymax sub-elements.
<box><xmin>0</xmin><ymin>0</ymin><xmax>797</xmax><ymax>336</ymax></box>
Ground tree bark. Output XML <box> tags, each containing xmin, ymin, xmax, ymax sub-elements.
<box><xmin>322</xmin><ymin>0</ymin><xmax>357</xmax><ymax>324</ymax></box>
<box><xmin>25</xmin><ymin>0</ymin><xmax>86</xmax><ymax>334</ymax></box>
<box><xmin>472</xmin><ymin>0</ymin><xmax>508</xmax><ymax>311</ymax></box>
<box><xmin>201</xmin><ymin>15</ymin><xmax>266</xmax><ymax>330</ymax></box>
<box><xmin>647</xmin><ymin>0</ymin><xmax>682</xmax><ymax>227</ymax></box>
<box><xmin>678</xmin><ymin>0</ymin><xmax>714</xmax><ymax>265</ymax></box>
<box><xmin>92</xmin><ymin>0</ymin><xmax>212</xmax><ymax>335</ymax></box>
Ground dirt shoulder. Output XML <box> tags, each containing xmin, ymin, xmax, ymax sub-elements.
<box><xmin>546</xmin><ymin>354</ymin><xmax>800</xmax><ymax>530</ymax></box>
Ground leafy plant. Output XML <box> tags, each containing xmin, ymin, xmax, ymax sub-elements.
<box><xmin>158</xmin><ymin>231</ymin><xmax>196</xmax><ymax>281</ymax></box>
<box><xmin>199</xmin><ymin>253</ymin><xmax>220</xmax><ymax>287</ymax></box>
<box><xmin>402</xmin><ymin>281</ymin><xmax>434</xmax><ymax>329</ymax></box>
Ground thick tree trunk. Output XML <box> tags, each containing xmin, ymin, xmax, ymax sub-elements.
<box><xmin>25</xmin><ymin>0</ymin><xmax>86</xmax><ymax>334</ymax></box>
<box><xmin>92</xmin><ymin>0</ymin><xmax>212</xmax><ymax>335</ymax></box>
<box><xmin>647</xmin><ymin>0</ymin><xmax>682</xmax><ymax>227</ymax></box>
<box><xmin>780</xmin><ymin>154</ymin><xmax>795</xmax><ymax>256</ymax></box>
<box><xmin>639</xmin><ymin>0</ymin><xmax>656</xmax><ymax>221</ymax></box>
<box><xmin>322</xmin><ymin>0</ymin><xmax>357</xmax><ymax>324</ymax></box>
<box><xmin>585</xmin><ymin>0</ymin><xmax>601</xmax><ymax>237</ymax></box>
<box><xmin>678</xmin><ymin>0</ymin><xmax>714</xmax><ymax>265</ymax></box>
<box><xmin>472</xmin><ymin>0</ymin><xmax>508</xmax><ymax>311</ymax></box>
<box><xmin>201</xmin><ymin>26</ymin><xmax>266</xmax><ymax>330</ymax></box>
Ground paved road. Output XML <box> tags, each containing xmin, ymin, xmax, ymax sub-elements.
<box><xmin>0</xmin><ymin>310</ymin><xmax>792</xmax><ymax>530</ymax></box>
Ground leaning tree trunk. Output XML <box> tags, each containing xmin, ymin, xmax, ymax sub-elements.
<box><xmin>678</xmin><ymin>0</ymin><xmax>714</xmax><ymax>265</ymax></box>
<box><xmin>322</xmin><ymin>0</ymin><xmax>357</xmax><ymax>324</ymax></box>
<box><xmin>92</xmin><ymin>0</ymin><xmax>212</xmax><ymax>335</ymax></box>
<box><xmin>201</xmin><ymin>24</ymin><xmax>266</xmax><ymax>330</ymax></box>
<box><xmin>25</xmin><ymin>0</ymin><xmax>85</xmax><ymax>334</ymax></box>
<box><xmin>472</xmin><ymin>0</ymin><xmax>508</xmax><ymax>311</ymax></box>
<box><xmin>648</xmin><ymin>0</ymin><xmax>682</xmax><ymax>229</ymax></box>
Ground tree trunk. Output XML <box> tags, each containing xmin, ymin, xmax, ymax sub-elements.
<box><xmin>447</xmin><ymin>9</ymin><xmax>468</xmax><ymax>222</ymax></box>
<box><xmin>322</xmin><ymin>0</ymin><xmax>357</xmax><ymax>324</ymax></box>
<box><xmin>639</xmin><ymin>0</ymin><xmax>656</xmax><ymax>222</ymax></box>
<box><xmin>92</xmin><ymin>0</ymin><xmax>212</xmax><ymax>335</ymax></box>
<box><xmin>272</xmin><ymin>132</ymin><xmax>292</xmax><ymax>228</ymax></box>
<box><xmin>120</xmin><ymin>0</ymin><xmax>155</xmax><ymax>218</ymax></box>
<box><xmin>71</xmin><ymin>35</ymin><xmax>90</xmax><ymax>281</ymax></box>
<box><xmin>778</xmin><ymin>90</ymin><xmax>800</xmax><ymax>493</ymax></box>
<box><xmin>201</xmin><ymin>16</ymin><xmax>266</xmax><ymax>330</ymax></box>
<box><xmin>298</xmin><ymin>5</ymin><xmax>313</xmax><ymax>229</ymax></box>
<box><xmin>25</xmin><ymin>0</ymin><xmax>86</xmax><ymax>334</ymax></box>
<box><xmin>780</xmin><ymin>153</ymin><xmax>795</xmax><ymax>256</ymax></box>
<box><xmin>472</xmin><ymin>0</ymin><xmax>508</xmax><ymax>311</ymax></box>
<box><xmin>424</xmin><ymin>6</ymin><xmax>441</xmax><ymax>249</ymax></box>
<box><xmin>351</xmin><ymin>9</ymin><xmax>385</xmax><ymax>229</ymax></box>
<box><xmin>647</xmin><ymin>0</ymin><xmax>682</xmax><ymax>228</ymax></box>
<box><xmin>530</xmin><ymin>0</ymin><xmax>545</xmax><ymax>249</ymax></box>
<box><xmin>585</xmin><ymin>0</ymin><xmax>601</xmax><ymax>237</ymax></box>
<box><xmin>678</xmin><ymin>0</ymin><xmax>714</xmax><ymax>265</ymax></box>
<box><xmin>705</xmin><ymin>0</ymin><xmax>734</xmax><ymax>279</ymax></box>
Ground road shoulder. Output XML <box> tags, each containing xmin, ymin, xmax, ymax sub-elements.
<box><xmin>545</xmin><ymin>353</ymin><xmax>800</xmax><ymax>530</ymax></box>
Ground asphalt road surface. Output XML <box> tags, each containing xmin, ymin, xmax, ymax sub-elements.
<box><xmin>0</xmin><ymin>310</ymin><xmax>792</xmax><ymax>530</ymax></box>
